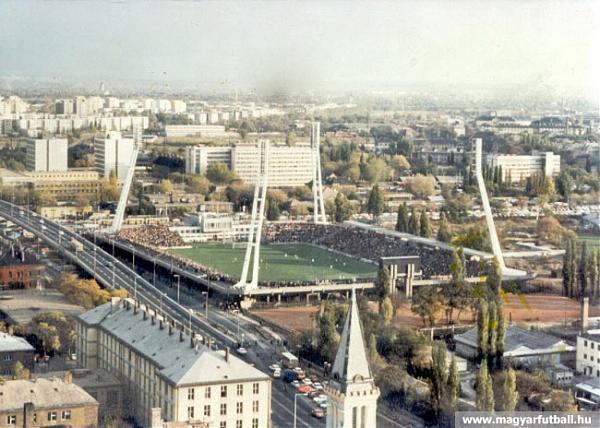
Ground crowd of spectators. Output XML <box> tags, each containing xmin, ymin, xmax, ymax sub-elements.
<box><xmin>118</xmin><ymin>225</ymin><xmax>185</xmax><ymax>248</ymax></box>
<box><xmin>263</xmin><ymin>223</ymin><xmax>482</xmax><ymax>278</ymax></box>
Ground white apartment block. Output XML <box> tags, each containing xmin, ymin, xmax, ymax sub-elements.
<box><xmin>171</xmin><ymin>100</ymin><xmax>187</xmax><ymax>113</ymax></box>
<box><xmin>26</xmin><ymin>138</ymin><xmax>68</xmax><ymax>172</ymax></box>
<box><xmin>232</xmin><ymin>143</ymin><xmax>314</xmax><ymax>187</ymax></box>
<box><xmin>485</xmin><ymin>152</ymin><xmax>560</xmax><ymax>183</ymax></box>
<box><xmin>165</xmin><ymin>125</ymin><xmax>227</xmax><ymax>138</ymax></box>
<box><xmin>577</xmin><ymin>332</ymin><xmax>600</xmax><ymax>378</ymax></box>
<box><xmin>75</xmin><ymin>298</ymin><xmax>271</xmax><ymax>428</ymax></box>
<box><xmin>0</xmin><ymin>95</ymin><xmax>28</xmax><ymax>115</ymax></box>
<box><xmin>185</xmin><ymin>145</ymin><xmax>232</xmax><ymax>175</ymax></box>
<box><xmin>94</xmin><ymin>131</ymin><xmax>135</xmax><ymax>180</ymax></box>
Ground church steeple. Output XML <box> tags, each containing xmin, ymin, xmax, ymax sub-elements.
<box><xmin>331</xmin><ymin>288</ymin><xmax>372</xmax><ymax>389</ymax></box>
<box><xmin>325</xmin><ymin>289</ymin><xmax>379</xmax><ymax>428</ymax></box>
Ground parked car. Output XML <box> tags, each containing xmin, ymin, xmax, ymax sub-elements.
<box><xmin>312</xmin><ymin>408</ymin><xmax>325</xmax><ymax>419</ymax></box>
<box><xmin>269</xmin><ymin>364</ymin><xmax>281</xmax><ymax>371</ymax></box>
<box><xmin>273</xmin><ymin>370</ymin><xmax>281</xmax><ymax>378</ymax></box>
<box><xmin>298</xmin><ymin>384</ymin><xmax>314</xmax><ymax>394</ymax></box>
<box><xmin>291</xmin><ymin>380</ymin><xmax>300</xmax><ymax>388</ymax></box>
<box><xmin>236</xmin><ymin>347</ymin><xmax>247</xmax><ymax>355</ymax></box>
<box><xmin>313</xmin><ymin>395</ymin><xmax>327</xmax><ymax>404</ymax></box>
<box><xmin>302</xmin><ymin>378</ymin><xmax>313</xmax><ymax>385</ymax></box>
<box><xmin>313</xmin><ymin>382</ymin><xmax>323</xmax><ymax>390</ymax></box>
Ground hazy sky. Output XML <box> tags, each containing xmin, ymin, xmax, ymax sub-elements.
<box><xmin>1</xmin><ymin>0</ymin><xmax>598</xmax><ymax>93</ymax></box>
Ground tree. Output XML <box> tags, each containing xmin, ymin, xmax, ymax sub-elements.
<box><xmin>158</xmin><ymin>179</ymin><xmax>173</xmax><ymax>194</ymax></box>
<box><xmin>381</xmin><ymin>297</ymin><xmax>394</xmax><ymax>326</ymax></box>
<box><xmin>375</xmin><ymin>265</ymin><xmax>391</xmax><ymax>301</ymax></box>
<box><xmin>366</xmin><ymin>184</ymin><xmax>385</xmax><ymax>220</ymax></box>
<box><xmin>496</xmin><ymin>299</ymin><xmax>506</xmax><ymax>369</ymax></box>
<box><xmin>266</xmin><ymin>198</ymin><xmax>280</xmax><ymax>221</ymax></box>
<box><xmin>206</xmin><ymin>162</ymin><xmax>237</xmax><ymax>184</ymax></box>
<box><xmin>477</xmin><ymin>299</ymin><xmax>489</xmax><ymax>361</ymax></box>
<box><xmin>407</xmin><ymin>174</ymin><xmax>435</xmax><ymax>198</ymax></box>
<box><xmin>395</xmin><ymin>203</ymin><xmax>409</xmax><ymax>232</ymax></box>
<box><xmin>186</xmin><ymin>175</ymin><xmax>211</xmax><ymax>194</ymax></box>
<box><xmin>476</xmin><ymin>364</ymin><xmax>494</xmax><ymax>411</ymax></box>
<box><xmin>419</xmin><ymin>209</ymin><xmax>432</xmax><ymax>238</ymax></box>
<box><xmin>488</xmin><ymin>301</ymin><xmax>498</xmax><ymax>366</ymax></box>
<box><xmin>363</xmin><ymin>158</ymin><xmax>390</xmax><ymax>183</ymax></box>
<box><xmin>408</xmin><ymin>206</ymin><xmax>420</xmax><ymax>235</ymax></box>
<box><xmin>447</xmin><ymin>355</ymin><xmax>460</xmax><ymax>411</ymax></box>
<box><xmin>437</xmin><ymin>212</ymin><xmax>452</xmax><ymax>242</ymax></box>
<box><xmin>29</xmin><ymin>311</ymin><xmax>76</xmax><ymax>356</ymax></box>
<box><xmin>486</xmin><ymin>257</ymin><xmax>502</xmax><ymax>297</ymax></box>
<box><xmin>389</xmin><ymin>154</ymin><xmax>411</xmax><ymax>174</ymax></box>
<box><xmin>444</xmin><ymin>247</ymin><xmax>470</xmax><ymax>323</ymax></box>
<box><xmin>411</xmin><ymin>285</ymin><xmax>443</xmax><ymax>327</ymax></box>
<box><xmin>498</xmin><ymin>367</ymin><xmax>518</xmax><ymax>411</ymax></box>
<box><xmin>563</xmin><ymin>239</ymin><xmax>574</xmax><ymax>297</ymax></box>
<box><xmin>430</xmin><ymin>340</ymin><xmax>448</xmax><ymax>416</ymax></box>
<box><xmin>578</xmin><ymin>242</ymin><xmax>589</xmax><ymax>299</ymax></box>
<box><xmin>12</xmin><ymin>361</ymin><xmax>30</xmax><ymax>380</ymax></box>
<box><xmin>334</xmin><ymin>193</ymin><xmax>353</xmax><ymax>223</ymax></box>
<box><xmin>317</xmin><ymin>303</ymin><xmax>341</xmax><ymax>362</ymax></box>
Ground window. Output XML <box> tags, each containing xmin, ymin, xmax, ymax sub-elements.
<box><xmin>252</xmin><ymin>400</ymin><xmax>259</xmax><ymax>412</ymax></box>
<box><xmin>584</xmin><ymin>354</ymin><xmax>588</xmax><ymax>359</ymax></box>
<box><xmin>252</xmin><ymin>419</ymin><xmax>259</xmax><ymax>428</ymax></box>
<box><xmin>236</xmin><ymin>402</ymin><xmax>243</xmax><ymax>414</ymax></box>
<box><xmin>205</xmin><ymin>387</ymin><xmax>211</xmax><ymax>399</ymax></box>
<box><xmin>188</xmin><ymin>388</ymin><xmax>195</xmax><ymax>400</ymax></box>
<box><xmin>48</xmin><ymin>412</ymin><xmax>57</xmax><ymax>421</ymax></box>
<box><xmin>62</xmin><ymin>410</ymin><xmax>71</xmax><ymax>420</ymax></box>
<box><xmin>252</xmin><ymin>383</ymin><xmax>259</xmax><ymax>394</ymax></box>
<box><xmin>220</xmin><ymin>422</ymin><xmax>227</xmax><ymax>428</ymax></box>
<box><xmin>236</xmin><ymin>421</ymin><xmax>243</xmax><ymax>428</ymax></box>
<box><xmin>204</xmin><ymin>405</ymin><xmax>210</xmax><ymax>417</ymax></box>
<box><xmin>3</xmin><ymin>354</ymin><xmax>12</xmax><ymax>361</ymax></box>
<box><xmin>592</xmin><ymin>343</ymin><xmax>595</xmax><ymax>350</ymax></box>
<box><xmin>237</xmin><ymin>384</ymin><xmax>244</xmax><ymax>396</ymax></box>
<box><xmin>221</xmin><ymin>385</ymin><xmax>227</xmax><ymax>397</ymax></box>
<box><xmin>584</xmin><ymin>340</ymin><xmax>588</xmax><ymax>347</ymax></box>
<box><xmin>7</xmin><ymin>415</ymin><xmax>16</xmax><ymax>425</ymax></box>
<box><xmin>220</xmin><ymin>403</ymin><xmax>227</xmax><ymax>416</ymax></box>
<box><xmin>187</xmin><ymin>406</ymin><xmax>194</xmax><ymax>419</ymax></box>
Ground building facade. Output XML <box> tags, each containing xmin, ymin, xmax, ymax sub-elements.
<box><xmin>577</xmin><ymin>332</ymin><xmax>600</xmax><ymax>378</ymax></box>
<box><xmin>75</xmin><ymin>299</ymin><xmax>271</xmax><ymax>428</ymax></box>
<box><xmin>94</xmin><ymin>131</ymin><xmax>135</xmax><ymax>179</ymax></box>
<box><xmin>0</xmin><ymin>375</ymin><xmax>99</xmax><ymax>428</ymax></box>
<box><xmin>0</xmin><ymin>332</ymin><xmax>35</xmax><ymax>377</ymax></box>
<box><xmin>185</xmin><ymin>145</ymin><xmax>232</xmax><ymax>175</ymax></box>
<box><xmin>0</xmin><ymin>261</ymin><xmax>41</xmax><ymax>289</ymax></box>
<box><xmin>485</xmin><ymin>152</ymin><xmax>560</xmax><ymax>183</ymax></box>
<box><xmin>26</xmin><ymin>138</ymin><xmax>68</xmax><ymax>172</ymax></box>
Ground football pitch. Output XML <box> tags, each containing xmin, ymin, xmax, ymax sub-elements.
<box><xmin>168</xmin><ymin>243</ymin><xmax>377</xmax><ymax>282</ymax></box>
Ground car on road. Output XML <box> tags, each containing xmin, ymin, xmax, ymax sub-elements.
<box><xmin>313</xmin><ymin>382</ymin><xmax>323</xmax><ymax>390</ymax></box>
<box><xmin>302</xmin><ymin>378</ymin><xmax>312</xmax><ymax>385</ymax></box>
<box><xmin>297</xmin><ymin>384</ymin><xmax>314</xmax><ymax>394</ymax></box>
<box><xmin>312</xmin><ymin>408</ymin><xmax>325</xmax><ymax>419</ymax></box>
<box><xmin>313</xmin><ymin>395</ymin><xmax>327</xmax><ymax>405</ymax></box>
<box><xmin>273</xmin><ymin>370</ymin><xmax>281</xmax><ymax>378</ymax></box>
<box><xmin>236</xmin><ymin>347</ymin><xmax>247</xmax><ymax>355</ymax></box>
<box><xmin>291</xmin><ymin>380</ymin><xmax>300</xmax><ymax>389</ymax></box>
<box><xmin>269</xmin><ymin>364</ymin><xmax>281</xmax><ymax>371</ymax></box>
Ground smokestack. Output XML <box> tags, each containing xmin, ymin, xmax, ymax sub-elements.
<box><xmin>581</xmin><ymin>297</ymin><xmax>589</xmax><ymax>331</ymax></box>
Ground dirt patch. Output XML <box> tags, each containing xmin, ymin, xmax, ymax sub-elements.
<box><xmin>251</xmin><ymin>293</ymin><xmax>598</xmax><ymax>333</ymax></box>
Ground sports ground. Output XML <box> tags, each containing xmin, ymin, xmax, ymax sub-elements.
<box><xmin>169</xmin><ymin>243</ymin><xmax>377</xmax><ymax>282</ymax></box>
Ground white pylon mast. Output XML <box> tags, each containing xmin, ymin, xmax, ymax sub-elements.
<box><xmin>108</xmin><ymin>126</ymin><xmax>141</xmax><ymax>234</ymax></box>
<box><xmin>311</xmin><ymin>122</ymin><xmax>327</xmax><ymax>224</ymax></box>
<box><xmin>473</xmin><ymin>138</ymin><xmax>506</xmax><ymax>271</ymax></box>
<box><xmin>235</xmin><ymin>140</ymin><xmax>269</xmax><ymax>290</ymax></box>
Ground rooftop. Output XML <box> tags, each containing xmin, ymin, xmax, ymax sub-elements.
<box><xmin>0</xmin><ymin>332</ymin><xmax>35</xmax><ymax>353</ymax></box>
<box><xmin>0</xmin><ymin>377</ymin><xmax>98</xmax><ymax>412</ymax></box>
<box><xmin>456</xmin><ymin>325</ymin><xmax>573</xmax><ymax>353</ymax></box>
<box><xmin>78</xmin><ymin>299</ymin><xmax>270</xmax><ymax>387</ymax></box>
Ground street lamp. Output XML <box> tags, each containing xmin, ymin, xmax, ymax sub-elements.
<box><xmin>293</xmin><ymin>393</ymin><xmax>302</xmax><ymax>428</ymax></box>
<box><xmin>201</xmin><ymin>291</ymin><xmax>209</xmax><ymax>321</ymax></box>
<box><xmin>188</xmin><ymin>308</ymin><xmax>194</xmax><ymax>333</ymax></box>
<box><xmin>174</xmin><ymin>274</ymin><xmax>181</xmax><ymax>304</ymax></box>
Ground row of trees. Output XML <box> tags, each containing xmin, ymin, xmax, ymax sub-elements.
<box><xmin>563</xmin><ymin>240</ymin><xmax>600</xmax><ymax>301</ymax></box>
<box><xmin>395</xmin><ymin>203</ymin><xmax>432</xmax><ymax>238</ymax></box>
<box><xmin>58</xmin><ymin>273</ymin><xmax>127</xmax><ymax>310</ymax></box>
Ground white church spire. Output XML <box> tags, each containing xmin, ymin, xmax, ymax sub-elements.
<box><xmin>325</xmin><ymin>288</ymin><xmax>379</xmax><ymax>428</ymax></box>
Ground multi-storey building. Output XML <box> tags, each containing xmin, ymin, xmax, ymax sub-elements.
<box><xmin>165</xmin><ymin>125</ymin><xmax>227</xmax><ymax>138</ymax></box>
<box><xmin>75</xmin><ymin>298</ymin><xmax>271</xmax><ymax>428</ymax></box>
<box><xmin>577</xmin><ymin>332</ymin><xmax>600</xmax><ymax>378</ymax></box>
<box><xmin>26</xmin><ymin>138</ymin><xmax>68</xmax><ymax>172</ymax></box>
<box><xmin>485</xmin><ymin>151</ymin><xmax>560</xmax><ymax>183</ymax></box>
<box><xmin>0</xmin><ymin>259</ymin><xmax>42</xmax><ymax>289</ymax></box>
<box><xmin>0</xmin><ymin>332</ymin><xmax>35</xmax><ymax>377</ymax></box>
<box><xmin>94</xmin><ymin>131</ymin><xmax>135</xmax><ymax>179</ymax></box>
<box><xmin>185</xmin><ymin>145</ymin><xmax>232</xmax><ymax>175</ymax></box>
<box><xmin>232</xmin><ymin>143</ymin><xmax>314</xmax><ymax>187</ymax></box>
<box><xmin>0</xmin><ymin>375</ymin><xmax>99</xmax><ymax>428</ymax></box>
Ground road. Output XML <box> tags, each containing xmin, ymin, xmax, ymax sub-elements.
<box><xmin>0</xmin><ymin>200</ymin><xmax>414</xmax><ymax>427</ymax></box>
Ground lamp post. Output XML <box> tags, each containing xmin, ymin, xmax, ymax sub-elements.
<box><xmin>188</xmin><ymin>308</ymin><xmax>194</xmax><ymax>333</ymax></box>
<box><xmin>201</xmin><ymin>291</ymin><xmax>209</xmax><ymax>321</ymax></box>
<box><xmin>174</xmin><ymin>274</ymin><xmax>181</xmax><ymax>304</ymax></box>
<box><xmin>293</xmin><ymin>393</ymin><xmax>302</xmax><ymax>428</ymax></box>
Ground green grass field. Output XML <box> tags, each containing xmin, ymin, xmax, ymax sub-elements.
<box><xmin>169</xmin><ymin>243</ymin><xmax>377</xmax><ymax>282</ymax></box>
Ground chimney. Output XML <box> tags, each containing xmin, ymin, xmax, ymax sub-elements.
<box><xmin>110</xmin><ymin>296</ymin><xmax>120</xmax><ymax>312</ymax></box>
<box><xmin>168</xmin><ymin>324</ymin><xmax>173</xmax><ymax>336</ymax></box>
<box><xmin>143</xmin><ymin>310</ymin><xmax>148</xmax><ymax>321</ymax></box>
<box><xmin>581</xmin><ymin>297</ymin><xmax>589</xmax><ymax>331</ymax></box>
<box><xmin>63</xmin><ymin>371</ymin><xmax>72</xmax><ymax>385</ymax></box>
<box><xmin>179</xmin><ymin>330</ymin><xmax>184</xmax><ymax>342</ymax></box>
<box><xmin>159</xmin><ymin>320</ymin><xmax>164</xmax><ymax>330</ymax></box>
<box><xmin>190</xmin><ymin>332</ymin><xmax>195</xmax><ymax>348</ymax></box>
<box><xmin>134</xmin><ymin>305</ymin><xmax>138</xmax><ymax>315</ymax></box>
<box><xmin>24</xmin><ymin>402</ymin><xmax>36</xmax><ymax>428</ymax></box>
<box><xmin>151</xmin><ymin>315</ymin><xmax>155</xmax><ymax>326</ymax></box>
<box><xmin>225</xmin><ymin>347</ymin><xmax>230</xmax><ymax>363</ymax></box>
<box><xmin>125</xmin><ymin>300</ymin><xmax>131</xmax><ymax>310</ymax></box>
